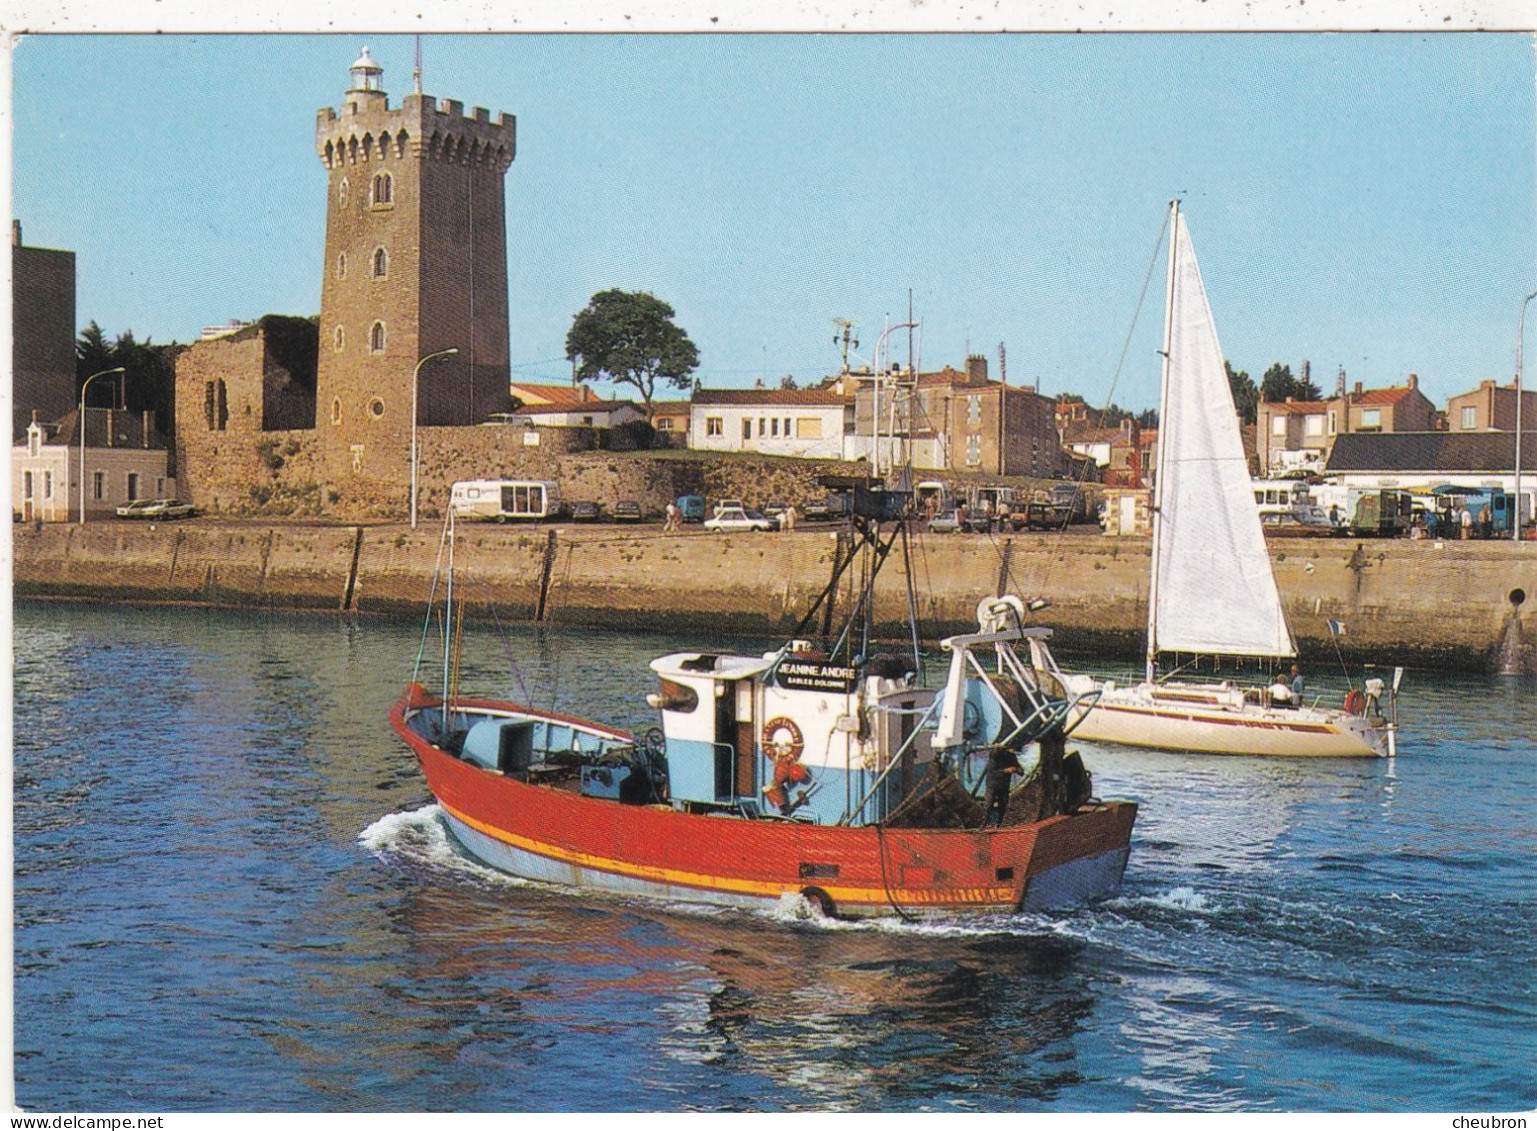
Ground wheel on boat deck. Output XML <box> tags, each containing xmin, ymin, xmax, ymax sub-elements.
<box><xmin>800</xmin><ymin>886</ymin><xmax>837</xmax><ymax>918</ymax></box>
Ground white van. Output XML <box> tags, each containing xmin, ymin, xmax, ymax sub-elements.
<box><xmin>450</xmin><ymin>480</ymin><xmax>563</xmax><ymax>522</ymax></box>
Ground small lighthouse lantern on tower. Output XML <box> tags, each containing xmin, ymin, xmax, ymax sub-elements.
<box><xmin>348</xmin><ymin>46</ymin><xmax>384</xmax><ymax>93</ymax></box>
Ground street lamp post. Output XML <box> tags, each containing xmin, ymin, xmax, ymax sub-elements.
<box><xmin>1516</xmin><ymin>291</ymin><xmax>1537</xmax><ymax>541</ymax></box>
<box><xmin>411</xmin><ymin>347</ymin><xmax>459</xmax><ymax>528</ymax></box>
<box><xmin>78</xmin><ymin>366</ymin><xmax>126</xmax><ymax>524</ymax></box>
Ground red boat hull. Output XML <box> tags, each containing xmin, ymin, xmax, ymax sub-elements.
<box><xmin>391</xmin><ymin>695</ymin><xmax>1136</xmax><ymax>918</ymax></box>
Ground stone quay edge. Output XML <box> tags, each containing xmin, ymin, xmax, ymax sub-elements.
<box><xmin>11</xmin><ymin>520</ymin><xmax>1535</xmax><ymax>674</ymax></box>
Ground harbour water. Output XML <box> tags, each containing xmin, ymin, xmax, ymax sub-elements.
<box><xmin>12</xmin><ymin>600</ymin><xmax>1536</xmax><ymax>1112</ymax></box>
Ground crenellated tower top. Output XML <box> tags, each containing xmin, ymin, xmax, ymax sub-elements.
<box><xmin>316</xmin><ymin>49</ymin><xmax>515</xmax><ymax>172</ymax></box>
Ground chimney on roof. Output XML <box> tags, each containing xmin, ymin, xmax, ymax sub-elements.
<box><xmin>965</xmin><ymin>354</ymin><xmax>988</xmax><ymax>385</ymax></box>
<box><xmin>1481</xmin><ymin>379</ymin><xmax>1496</xmax><ymax>391</ymax></box>
<box><xmin>1408</xmin><ymin>373</ymin><xmax>1418</xmax><ymax>390</ymax></box>
<box><xmin>11</xmin><ymin>220</ymin><xmax>20</xmax><ymax>247</ymax></box>
<box><xmin>142</xmin><ymin>410</ymin><xmax>154</xmax><ymax>447</ymax></box>
<box><xmin>1354</xmin><ymin>381</ymin><xmax>1363</xmax><ymax>397</ymax></box>
<box><xmin>1286</xmin><ymin>396</ymin><xmax>1295</xmax><ymax>404</ymax></box>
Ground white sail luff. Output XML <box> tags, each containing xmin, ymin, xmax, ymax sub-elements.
<box><xmin>1150</xmin><ymin>212</ymin><xmax>1296</xmax><ymax>660</ymax></box>
<box><xmin>1145</xmin><ymin>200</ymin><xmax>1180</xmax><ymax>682</ymax></box>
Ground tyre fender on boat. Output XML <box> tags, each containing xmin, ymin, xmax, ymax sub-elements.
<box><xmin>1343</xmin><ymin>689</ymin><xmax>1365</xmax><ymax>716</ymax></box>
<box><xmin>799</xmin><ymin>886</ymin><xmax>837</xmax><ymax>918</ymax></box>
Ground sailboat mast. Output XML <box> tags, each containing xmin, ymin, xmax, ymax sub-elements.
<box><xmin>1145</xmin><ymin>199</ymin><xmax>1180</xmax><ymax>684</ymax></box>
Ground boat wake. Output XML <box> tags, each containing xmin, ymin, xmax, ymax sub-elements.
<box><xmin>359</xmin><ymin>803</ymin><xmax>535</xmax><ymax>893</ymax></box>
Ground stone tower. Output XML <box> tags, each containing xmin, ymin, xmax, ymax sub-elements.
<box><xmin>314</xmin><ymin>47</ymin><xmax>515</xmax><ymax>502</ymax></box>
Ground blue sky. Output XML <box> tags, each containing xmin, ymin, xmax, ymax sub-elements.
<box><xmin>10</xmin><ymin>33</ymin><xmax>1534</xmax><ymax>411</ymax></box>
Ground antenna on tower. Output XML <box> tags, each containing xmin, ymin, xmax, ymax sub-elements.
<box><xmin>414</xmin><ymin>35</ymin><xmax>423</xmax><ymax>94</ymax></box>
<box><xmin>832</xmin><ymin>318</ymin><xmax>859</xmax><ymax>374</ymax></box>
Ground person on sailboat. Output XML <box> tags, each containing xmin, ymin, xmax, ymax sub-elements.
<box><xmin>1289</xmin><ymin>664</ymin><xmax>1306</xmax><ymax>700</ymax></box>
<box><xmin>1269</xmin><ymin>675</ymin><xmax>1297</xmax><ymax>707</ymax></box>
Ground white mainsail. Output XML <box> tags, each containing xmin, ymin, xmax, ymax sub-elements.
<box><xmin>1149</xmin><ymin>208</ymin><xmax>1295</xmax><ymax>663</ymax></box>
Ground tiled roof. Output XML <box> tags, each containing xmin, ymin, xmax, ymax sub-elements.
<box><xmin>509</xmin><ymin>382</ymin><xmax>594</xmax><ymax>406</ymax></box>
<box><xmin>1064</xmin><ymin>426</ymin><xmax>1122</xmax><ymax>444</ymax></box>
<box><xmin>1262</xmin><ymin>400</ymin><xmax>1331</xmax><ymax>414</ymax></box>
<box><xmin>21</xmin><ymin>407</ymin><xmax>168</xmax><ymax>451</ymax></box>
<box><xmin>692</xmin><ymin>388</ymin><xmax>852</xmax><ymax>407</ymax></box>
<box><xmin>522</xmin><ymin>399</ymin><xmax>637</xmax><ymax>414</ymax></box>
<box><xmin>1352</xmin><ymin>385</ymin><xmax>1422</xmax><ymax>406</ymax></box>
<box><xmin>1326</xmin><ymin>431</ymin><xmax>1535</xmax><ymax>473</ymax></box>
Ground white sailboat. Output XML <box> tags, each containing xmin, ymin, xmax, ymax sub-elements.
<box><xmin>1052</xmin><ymin>201</ymin><xmax>1399</xmax><ymax>758</ymax></box>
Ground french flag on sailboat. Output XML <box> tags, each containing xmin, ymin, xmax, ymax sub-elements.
<box><xmin>1327</xmin><ymin>619</ymin><xmax>1348</xmax><ymax>637</ymax></box>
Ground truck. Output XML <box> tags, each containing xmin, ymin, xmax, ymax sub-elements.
<box><xmin>1431</xmin><ymin>485</ymin><xmax>1516</xmax><ymax>536</ymax></box>
<box><xmin>450</xmin><ymin>479</ymin><xmax>563</xmax><ymax>522</ymax></box>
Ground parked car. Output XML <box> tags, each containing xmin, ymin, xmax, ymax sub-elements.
<box><xmin>761</xmin><ymin>500</ymin><xmax>787</xmax><ymax>519</ymax></box>
<box><xmin>117</xmin><ymin>498</ymin><xmax>196</xmax><ymax>520</ymax></box>
<box><xmin>712</xmin><ymin>498</ymin><xmax>745</xmax><ymax>517</ymax></box>
<box><xmin>569</xmin><ymin>501</ymin><xmax>602</xmax><ymax>523</ymax></box>
<box><xmin>927</xmin><ymin>509</ymin><xmax>965</xmax><ymax>534</ymax></box>
<box><xmin>611</xmin><ymin>500</ymin><xmax>643</xmax><ymax>523</ymax></box>
<box><xmin>703</xmin><ymin>506</ymin><xmax>777</xmax><ymax>533</ymax></box>
<box><xmin>802</xmin><ymin>493</ymin><xmax>851</xmax><ymax>522</ymax></box>
<box><xmin>676</xmin><ymin>495</ymin><xmax>706</xmax><ymax>524</ymax></box>
<box><xmin>153</xmin><ymin>500</ymin><xmax>198</xmax><ymax>520</ymax></box>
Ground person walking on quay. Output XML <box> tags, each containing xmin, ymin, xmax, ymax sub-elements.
<box><xmin>1460</xmin><ymin>506</ymin><xmax>1473</xmax><ymax>540</ymax></box>
<box><xmin>664</xmin><ymin>500</ymin><xmax>680</xmax><ymax>533</ymax></box>
<box><xmin>780</xmin><ymin>504</ymin><xmax>797</xmax><ymax>533</ymax></box>
<box><xmin>1478</xmin><ymin>506</ymin><xmax>1493</xmax><ymax>540</ymax></box>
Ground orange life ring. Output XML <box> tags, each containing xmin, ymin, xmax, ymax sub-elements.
<box><xmin>1343</xmin><ymin>689</ymin><xmax>1365</xmax><ymax>716</ymax></box>
<box><xmin>762</xmin><ymin>716</ymin><xmax>805</xmax><ymax>762</ymax></box>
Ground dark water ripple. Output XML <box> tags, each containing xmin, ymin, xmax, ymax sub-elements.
<box><xmin>11</xmin><ymin>601</ymin><xmax>1536</xmax><ymax>1112</ymax></box>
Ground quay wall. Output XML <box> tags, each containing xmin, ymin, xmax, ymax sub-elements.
<box><xmin>12</xmin><ymin>521</ymin><xmax>1536</xmax><ymax>672</ymax></box>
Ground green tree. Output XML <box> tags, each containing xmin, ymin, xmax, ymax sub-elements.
<box><xmin>565</xmin><ymin>289</ymin><xmax>700</xmax><ymax>409</ymax></box>
<box><xmin>1226</xmin><ymin>361</ymin><xmax>1257</xmax><ymax>425</ymax></box>
<box><xmin>77</xmin><ymin>322</ymin><xmax>182</xmax><ymax>437</ymax></box>
<box><xmin>1260</xmin><ymin>363</ymin><xmax>1297</xmax><ymax>403</ymax></box>
<box><xmin>76</xmin><ymin>321</ymin><xmax>113</xmax><ymax>380</ymax></box>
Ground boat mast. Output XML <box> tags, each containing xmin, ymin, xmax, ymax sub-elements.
<box><xmin>442</xmin><ymin>506</ymin><xmax>456</xmax><ymax>710</ymax></box>
<box><xmin>1145</xmin><ymin>199</ymin><xmax>1180</xmax><ymax>684</ymax></box>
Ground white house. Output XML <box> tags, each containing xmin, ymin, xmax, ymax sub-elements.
<box><xmin>514</xmin><ymin>399</ymin><xmax>645</xmax><ymax>429</ymax></box>
<box><xmin>690</xmin><ymin>388</ymin><xmax>853</xmax><ymax>460</ymax></box>
<box><xmin>13</xmin><ymin>408</ymin><xmax>175</xmax><ymax>522</ymax></box>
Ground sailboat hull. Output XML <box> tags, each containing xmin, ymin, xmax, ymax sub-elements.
<box><xmin>1068</xmin><ymin>684</ymin><xmax>1390</xmax><ymax>757</ymax></box>
<box><xmin>393</xmin><ymin>695</ymin><xmax>1138</xmax><ymax>919</ymax></box>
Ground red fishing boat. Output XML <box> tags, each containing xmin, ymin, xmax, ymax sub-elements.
<box><xmin>391</xmin><ymin>487</ymin><xmax>1137</xmax><ymax>919</ymax></box>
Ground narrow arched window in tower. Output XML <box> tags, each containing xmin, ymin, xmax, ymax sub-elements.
<box><xmin>338</xmin><ymin>177</ymin><xmax>349</xmax><ymax>205</ymax></box>
<box><xmin>337</xmin><ymin>252</ymin><xmax>347</xmax><ymax>279</ymax></box>
<box><xmin>334</xmin><ymin>326</ymin><xmax>345</xmax><ymax>352</ymax></box>
<box><xmin>371</xmin><ymin>172</ymin><xmax>393</xmax><ymax>206</ymax></box>
<box><xmin>372</xmin><ymin>247</ymin><xmax>387</xmax><ymax>278</ymax></box>
<box><xmin>330</xmin><ymin>398</ymin><xmax>342</xmax><ymax>426</ymax></box>
<box><xmin>370</xmin><ymin>321</ymin><xmax>386</xmax><ymax>353</ymax></box>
